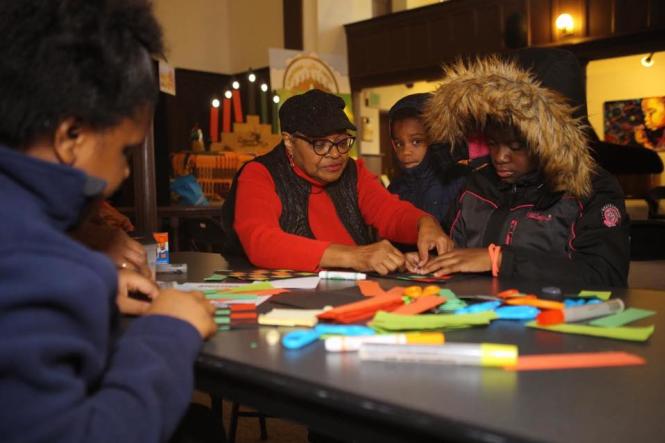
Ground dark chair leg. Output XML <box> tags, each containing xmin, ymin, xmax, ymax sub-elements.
<box><xmin>259</xmin><ymin>414</ymin><xmax>268</xmax><ymax>440</ymax></box>
<box><xmin>229</xmin><ymin>402</ymin><xmax>240</xmax><ymax>443</ymax></box>
<box><xmin>210</xmin><ymin>394</ymin><xmax>226</xmax><ymax>442</ymax></box>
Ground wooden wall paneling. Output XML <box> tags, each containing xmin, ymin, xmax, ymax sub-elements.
<box><xmin>283</xmin><ymin>0</ymin><xmax>303</xmax><ymax>50</ymax></box>
<box><xmin>406</xmin><ymin>22</ymin><xmax>431</xmax><ymax>69</ymax></box>
<box><xmin>528</xmin><ymin>0</ymin><xmax>553</xmax><ymax>45</ymax></box>
<box><xmin>615</xmin><ymin>0</ymin><xmax>649</xmax><ymax>34</ymax></box>
<box><xmin>587</xmin><ymin>0</ymin><xmax>613</xmax><ymax>37</ymax></box>
<box><xmin>648</xmin><ymin>0</ymin><xmax>665</xmax><ymax>29</ymax></box>
<box><xmin>501</xmin><ymin>0</ymin><xmax>529</xmax><ymax>49</ymax></box>
<box><xmin>451</xmin><ymin>9</ymin><xmax>478</xmax><ymax>55</ymax></box>
<box><xmin>427</xmin><ymin>15</ymin><xmax>454</xmax><ymax>64</ymax></box>
<box><xmin>387</xmin><ymin>24</ymin><xmax>411</xmax><ymax>72</ymax></box>
<box><xmin>475</xmin><ymin>2</ymin><xmax>504</xmax><ymax>52</ymax></box>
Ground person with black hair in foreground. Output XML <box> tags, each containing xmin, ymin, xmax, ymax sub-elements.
<box><xmin>0</xmin><ymin>1</ymin><xmax>218</xmax><ymax>442</ymax></box>
<box><xmin>407</xmin><ymin>52</ymin><xmax>629</xmax><ymax>287</ymax></box>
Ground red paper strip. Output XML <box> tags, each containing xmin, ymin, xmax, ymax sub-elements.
<box><xmin>505</xmin><ymin>352</ymin><xmax>645</xmax><ymax>371</ymax></box>
<box><xmin>318</xmin><ymin>294</ymin><xmax>404</xmax><ymax>324</ymax></box>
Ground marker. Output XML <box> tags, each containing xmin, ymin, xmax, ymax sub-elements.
<box><xmin>319</xmin><ymin>271</ymin><xmax>367</xmax><ymax>280</ymax></box>
<box><xmin>325</xmin><ymin>333</ymin><xmax>444</xmax><ymax>352</ymax></box>
<box><xmin>358</xmin><ymin>342</ymin><xmax>518</xmax><ymax>367</ymax></box>
<box><xmin>537</xmin><ymin>299</ymin><xmax>625</xmax><ymax>325</ymax></box>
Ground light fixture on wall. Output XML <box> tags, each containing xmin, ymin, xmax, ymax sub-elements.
<box><xmin>555</xmin><ymin>13</ymin><xmax>574</xmax><ymax>36</ymax></box>
<box><xmin>641</xmin><ymin>53</ymin><xmax>655</xmax><ymax>68</ymax></box>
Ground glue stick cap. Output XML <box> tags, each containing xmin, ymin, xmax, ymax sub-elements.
<box><xmin>536</xmin><ymin>310</ymin><xmax>564</xmax><ymax>325</ymax></box>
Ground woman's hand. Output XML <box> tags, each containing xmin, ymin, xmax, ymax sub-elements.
<box><xmin>415</xmin><ymin>216</ymin><xmax>454</xmax><ymax>267</ymax></box>
<box><xmin>116</xmin><ymin>269</ymin><xmax>159</xmax><ymax>315</ymax></box>
<box><xmin>321</xmin><ymin>240</ymin><xmax>405</xmax><ymax>275</ymax></box>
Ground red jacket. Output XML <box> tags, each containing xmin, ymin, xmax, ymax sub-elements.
<box><xmin>234</xmin><ymin>158</ymin><xmax>427</xmax><ymax>271</ymax></box>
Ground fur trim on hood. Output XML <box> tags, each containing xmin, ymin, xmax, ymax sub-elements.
<box><xmin>424</xmin><ymin>56</ymin><xmax>595</xmax><ymax>198</ymax></box>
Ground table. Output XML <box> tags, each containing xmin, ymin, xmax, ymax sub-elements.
<box><xmin>175</xmin><ymin>254</ymin><xmax>665</xmax><ymax>443</ymax></box>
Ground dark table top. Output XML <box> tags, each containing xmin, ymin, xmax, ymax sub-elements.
<box><xmin>171</xmin><ymin>253</ymin><xmax>665</xmax><ymax>443</ymax></box>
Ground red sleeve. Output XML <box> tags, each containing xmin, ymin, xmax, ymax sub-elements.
<box><xmin>355</xmin><ymin>159</ymin><xmax>428</xmax><ymax>244</ymax></box>
<box><xmin>234</xmin><ymin>162</ymin><xmax>331</xmax><ymax>271</ymax></box>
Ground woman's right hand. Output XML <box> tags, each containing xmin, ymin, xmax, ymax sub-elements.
<box><xmin>351</xmin><ymin>240</ymin><xmax>405</xmax><ymax>275</ymax></box>
<box><xmin>147</xmin><ymin>289</ymin><xmax>217</xmax><ymax>339</ymax></box>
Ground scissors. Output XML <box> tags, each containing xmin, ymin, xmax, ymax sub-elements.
<box><xmin>282</xmin><ymin>324</ymin><xmax>375</xmax><ymax>350</ymax></box>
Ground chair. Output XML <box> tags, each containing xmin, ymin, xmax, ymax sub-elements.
<box><xmin>646</xmin><ymin>186</ymin><xmax>665</xmax><ymax>219</ymax></box>
<box><xmin>181</xmin><ymin>217</ymin><xmax>225</xmax><ymax>252</ymax></box>
<box><xmin>629</xmin><ymin>220</ymin><xmax>665</xmax><ymax>260</ymax></box>
<box><xmin>228</xmin><ymin>402</ymin><xmax>268</xmax><ymax>443</ymax></box>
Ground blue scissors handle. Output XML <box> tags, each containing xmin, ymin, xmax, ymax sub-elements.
<box><xmin>282</xmin><ymin>329</ymin><xmax>321</xmax><ymax>350</ymax></box>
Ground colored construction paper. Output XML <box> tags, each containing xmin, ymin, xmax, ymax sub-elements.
<box><xmin>526</xmin><ymin>321</ymin><xmax>654</xmax><ymax>342</ymax></box>
<box><xmin>588</xmin><ymin>308</ymin><xmax>656</xmax><ymax>327</ymax></box>
<box><xmin>370</xmin><ymin>311</ymin><xmax>497</xmax><ymax>332</ymax></box>
<box><xmin>578</xmin><ymin>290</ymin><xmax>612</xmax><ymax>301</ymax></box>
<box><xmin>258</xmin><ymin>308</ymin><xmax>326</xmax><ymax>327</ymax></box>
<box><xmin>505</xmin><ymin>352</ymin><xmax>645</xmax><ymax>371</ymax></box>
<box><xmin>358</xmin><ymin>280</ymin><xmax>385</xmax><ymax>297</ymax></box>
<box><xmin>318</xmin><ymin>294</ymin><xmax>404</xmax><ymax>324</ymax></box>
<box><xmin>204</xmin><ymin>274</ymin><xmax>227</xmax><ymax>282</ymax></box>
<box><xmin>392</xmin><ymin>295</ymin><xmax>447</xmax><ymax>315</ymax></box>
<box><xmin>205</xmin><ymin>293</ymin><xmax>259</xmax><ymax>301</ymax></box>
<box><xmin>269</xmin><ymin>277</ymin><xmax>320</xmax><ymax>289</ymax></box>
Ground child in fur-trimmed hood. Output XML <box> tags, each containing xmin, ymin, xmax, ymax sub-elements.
<box><xmin>406</xmin><ymin>49</ymin><xmax>630</xmax><ymax>287</ymax></box>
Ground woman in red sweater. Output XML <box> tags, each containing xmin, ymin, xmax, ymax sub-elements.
<box><xmin>222</xmin><ymin>89</ymin><xmax>451</xmax><ymax>274</ymax></box>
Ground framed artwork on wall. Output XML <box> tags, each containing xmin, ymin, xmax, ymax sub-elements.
<box><xmin>604</xmin><ymin>97</ymin><xmax>665</xmax><ymax>151</ymax></box>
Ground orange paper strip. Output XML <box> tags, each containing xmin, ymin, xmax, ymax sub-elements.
<box><xmin>505</xmin><ymin>296</ymin><xmax>564</xmax><ymax>310</ymax></box>
<box><xmin>391</xmin><ymin>295</ymin><xmax>447</xmax><ymax>315</ymax></box>
<box><xmin>357</xmin><ymin>280</ymin><xmax>385</xmax><ymax>297</ymax></box>
<box><xmin>505</xmin><ymin>352</ymin><xmax>645</xmax><ymax>371</ymax></box>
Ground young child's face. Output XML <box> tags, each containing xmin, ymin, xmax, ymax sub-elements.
<box><xmin>642</xmin><ymin>97</ymin><xmax>665</xmax><ymax>131</ymax></box>
<box><xmin>75</xmin><ymin>107</ymin><xmax>152</xmax><ymax>197</ymax></box>
<box><xmin>485</xmin><ymin>123</ymin><xmax>536</xmax><ymax>183</ymax></box>
<box><xmin>391</xmin><ymin>117</ymin><xmax>429</xmax><ymax>169</ymax></box>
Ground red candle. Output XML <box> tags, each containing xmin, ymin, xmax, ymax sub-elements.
<box><xmin>210</xmin><ymin>99</ymin><xmax>220</xmax><ymax>142</ymax></box>
<box><xmin>222</xmin><ymin>96</ymin><xmax>232</xmax><ymax>133</ymax></box>
<box><xmin>232</xmin><ymin>89</ymin><xmax>244</xmax><ymax>123</ymax></box>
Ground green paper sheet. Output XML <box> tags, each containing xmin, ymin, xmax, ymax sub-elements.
<box><xmin>526</xmin><ymin>321</ymin><xmax>654</xmax><ymax>342</ymax></box>
<box><xmin>370</xmin><ymin>310</ymin><xmax>497</xmax><ymax>332</ymax></box>
<box><xmin>578</xmin><ymin>290</ymin><xmax>612</xmax><ymax>301</ymax></box>
<box><xmin>436</xmin><ymin>289</ymin><xmax>467</xmax><ymax>312</ymax></box>
<box><xmin>204</xmin><ymin>274</ymin><xmax>227</xmax><ymax>282</ymax></box>
<box><xmin>204</xmin><ymin>293</ymin><xmax>259</xmax><ymax>300</ymax></box>
<box><xmin>439</xmin><ymin>289</ymin><xmax>458</xmax><ymax>299</ymax></box>
<box><xmin>588</xmin><ymin>308</ymin><xmax>656</xmax><ymax>327</ymax></box>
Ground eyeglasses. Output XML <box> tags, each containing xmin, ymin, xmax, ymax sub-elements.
<box><xmin>291</xmin><ymin>133</ymin><xmax>356</xmax><ymax>156</ymax></box>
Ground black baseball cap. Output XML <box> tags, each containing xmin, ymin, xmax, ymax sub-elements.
<box><xmin>279</xmin><ymin>89</ymin><xmax>356</xmax><ymax>137</ymax></box>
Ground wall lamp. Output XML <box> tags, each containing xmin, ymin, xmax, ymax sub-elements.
<box><xmin>641</xmin><ymin>53</ymin><xmax>654</xmax><ymax>68</ymax></box>
<box><xmin>555</xmin><ymin>13</ymin><xmax>574</xmax><ymax>36</ymax></box>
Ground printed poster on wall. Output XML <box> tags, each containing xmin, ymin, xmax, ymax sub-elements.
<box><xmin>269</xmin><ymin>49</ymin><xmax>355</xmax><ymax>154</ymax></box>
<box><xmin>158</xmin><ymin>60</ymin><xmax>176</xmax><ymax>96</ymax></box>
<box><xmin>604</xmin><ymin>96</ymin><xmax>665</xmax><ymax>151</ymax></box>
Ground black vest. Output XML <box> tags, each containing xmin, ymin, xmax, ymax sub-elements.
<box><xmin>222</xmin><ymin>143</ymin><xmax>374</xmax><ymax>256</ymax></box>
